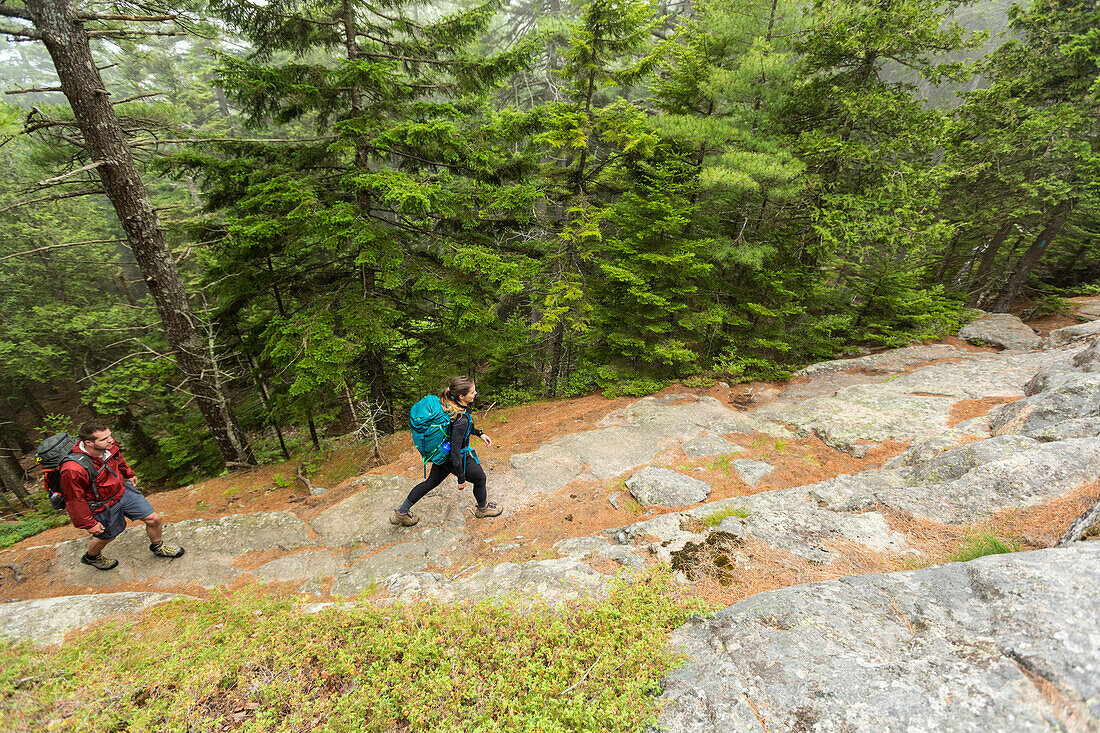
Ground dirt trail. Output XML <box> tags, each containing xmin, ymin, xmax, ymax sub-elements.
<box><xmin>2</xmin><ymin>300</ymin><xmax>1097</xmax><ymax>605</ymax></box>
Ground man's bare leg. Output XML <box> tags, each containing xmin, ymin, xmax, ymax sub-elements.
<box><xmin>139</xmin><ymin>512</ymin><xmax>163</xmax><ymax>544</ymax></box>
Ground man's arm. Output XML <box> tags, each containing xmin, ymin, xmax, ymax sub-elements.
<box><xmin>115</xmin><ymin>444</ymin><xmax>136</xmax><ymax>481</ymax></box>
<box><xmin>59</xmin><ymin>464</ymin><xmax>100</xmax><ymax>532</ymax></box>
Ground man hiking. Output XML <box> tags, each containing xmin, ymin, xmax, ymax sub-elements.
<box><xmin>61</xmin><ymin>420</ymin><xmax>184</xmax><ymax>570</ymax></box>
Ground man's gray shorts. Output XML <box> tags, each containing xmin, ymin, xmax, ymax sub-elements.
<box><xmin>92</xmin><ymin>485</ymin><xmax>155</xmax><ymax>541</ymax></box>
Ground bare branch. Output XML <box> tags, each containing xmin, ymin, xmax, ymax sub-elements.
<box><xmin>0</xmin><ymin>5</ymin><xmax>31</xmax><ymax>21</ymax></box>
<box><xmin>0</xmin><ymin>188</ymin><xmax>104</xmax><ymax>214</ymax></box>
<box><xmin>36</xmin><ymin>161</ymin><xmax>105</xmax><ymax>187</ymax></box>
<box><xmin>128</xmin><ymin>136</ymin><xmax>332</xmax><ymax>147</ymax></box>
<box><xmin>0</xmin><ymin>23</ymin><xmax>40</xmax><ymax>39</ymax></box>
<box><xmin>86</xmin><ymin>29</ymin><xmax>189</xmax><ymax>38</ymax></box>
<box><xmin>0</xmin><ymin>238</ymin><xmax>126</xmax><ymax>263</ymax></box>
<box><xmin>5</xmin><ymin>86</ymin><xmax>62</xmax><ymax>95</ymax></box>
<box><xmin>112</xmin><ymin>92</ymin><xmax>163</xmax><ymax>105</ymax></box>
<box><xmin>75</xmin><ymin>13</ymin><xmax>178</xmax><ymax>22</ymax></box>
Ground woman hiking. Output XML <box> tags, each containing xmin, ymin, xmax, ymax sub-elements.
<box><xmin>391</xmin><ymin>376</ymin><xmax>503</xmax><ymax>526</ymax></box>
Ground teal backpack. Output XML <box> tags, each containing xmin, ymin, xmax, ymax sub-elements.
<box><xmin>409</xmin><ymin>395</ymin><xmax>477</xmax><ymax>477</ymax></box>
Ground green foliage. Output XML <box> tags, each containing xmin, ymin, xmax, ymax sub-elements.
<box><xmin>948</xmin><ymin>531</ymin><xmax>1021</xmax><ymax>563</ymax></box>
<box><xmin>0</xmin><ymin>497</ymin><xmax>68</xmax><ymax>550</ymax></box>
<box><xmin>1026</xmin><ymin>294</ymin><xmax>1072</xmax><ymax>317</ymax></box>
<box><xmin>702</xmin><ymin>506</ymin><xmax>751</xmax><ymax>527</ymax></box>
<box><xmin>0</xmin><ymin>569</ymin><xmax>708</xmax><ymax>732</ymax></box>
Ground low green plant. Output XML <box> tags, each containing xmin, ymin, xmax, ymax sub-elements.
<box><xmin>0</xmin><ymin>569</ymin><xmax>708</xmax><ymax>732</ymax></box>
<box><xmin>0</xmin><ymin>498</ymin><xmax>68</xmax><ymax>549</ymax></box>
<box><xmin>948</xmin><ymin>532</ymin><xmax>1021</xmax><ymax>563</ymax></box>
<box><xmin>682</xmin><ymin>374</ymin><xmax>717</xmax><ymax>389</ymax></box>
<box><xmin>702</xmin><ymin>506</ymin><xmax>751</xmax><ymax>527</ymax></box>
<box><xmin>271</xmin><ymin>473</ymin><xmax>293</xmax><ymax>489</ymax></box>
<box><xmin>707</xmin><ymin>455</ymin><xmax>733</xmax><ymax>474</ymax></box>
<box><xmin>1025</xmin><ymin>294</ymin><xmax>1071</xmax><ymax>318</ymax></box>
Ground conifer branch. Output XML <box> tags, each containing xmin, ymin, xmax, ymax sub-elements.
<box><xmin>36</xmin><ymin>161</ymin><xmax>105</xmax><ymax>187</ymax></box>
<box><xmin>0</xmin><ymin>238</ymin><xmax>127</xmax><ymax>262</ymax></box>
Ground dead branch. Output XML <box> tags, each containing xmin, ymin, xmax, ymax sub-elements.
<box><xmin>0</xmin><ymin>23</ymin><xmax>39</xmax><ymax>39</ymax></box>
<box><xmin>0</xmin><ymin>188</ymin><xmax>104</xmax><ymax>214</ymax></box>
<box><xmin>296</xmin><ymin>460</ymin><xmax>325</xmax><ymax>494</ymax></box>
<box><xmin>75</xmin><ymin>13</ymin><xmax>178</xmax><ymax>22</ymax></box>
<box><xmin>128</xmin><ymin>136</ymin><xmax>332</xmax><ymax>147</ymax></box>
<box><xmin>36</xmin><ymin>160</ymin><xmax>105</xmax><ymax>187</ymax></box>
<box><xmin>86</xmin><ymin>29</ymin><xmax>189</xmax><ymax>37</ymax></box>
<box><xmin>0</xmin><ymin>238</ymin><xmax>127</xmax><ymax>262</ymax></box>
<box><xmin>112</xmin><ymin>92</ymin><xmax>164</xmax><ymax>105</ymax></box>
<box><xmin>0</xmin><ymin>5</ymin><xmax>31</xmax><ymax>21</ymax></box>
<box><xmin>5</xmin><ymin>86</ymin><xmax>62</xmax><ymax>95</ymax></box>
<box><xmin>1057</xmin><ymin>495</ymin><xmax>1100</xmax><ymax>547</ymax></box>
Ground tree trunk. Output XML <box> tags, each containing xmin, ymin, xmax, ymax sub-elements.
<box><xmin>307</xmin><ymin>415</ymin><xmax>321</xmax><ymax>450</ymax></box>
<box><xmin>0</xmin><ymin>491</ymin><xmax>23</xmax><ymax>518</ymax></box>
<box><xmin>546</xmin><ymin>323</ymin><xmax>565</xmax><ymax>397</ymax></box>
<box><xmin>0</xmin><ymin>450</ymin><xmax>30</xmax><ymax>507</ymax></box>
<box><xmin>25</xmin><ymin>0</ymin><xmax>255</xmax><ymax>467</ymax></box>
<box><xmin>20</xmin><ymin>387</ymin><xmax>47</xmax><ymax>424</ymax></box>
<box><xmin>991</xmin><ymin>200</ymin><xmax>1074</xmax><ymax>313</ymax></box>
<box><xmin>968</xmin><ymin>221</ymin><xmax>1014</xmax><ymax>297</ymax></box>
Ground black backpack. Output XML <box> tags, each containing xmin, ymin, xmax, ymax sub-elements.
<box><xmin>33</xmin><ymin>433</ymin><xmax>102</xmax><ymax>512</ymax></box>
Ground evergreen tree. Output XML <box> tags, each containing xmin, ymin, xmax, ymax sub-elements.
<box><xmin>180</xmin><ymin>0</ymin><xmax>542</xmax><ymax>432</ymax></box>
<box><xmin>943</xmin><ymin>0</ymin><xmax>1100</xmax><ymax>310</ymax></box>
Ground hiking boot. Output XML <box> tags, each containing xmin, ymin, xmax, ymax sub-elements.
<box><xmin>389</xmin><ymin>510</ymin><xmax>419</xmax><ymax>527</ymax></box>
<box><xmin>81</xmin><ymin>552</ymin><xmax>119</xmax><ymax>571</ymax></box>
<box><xmin>474</xmin><ymin>502</ymin><xmax>503</xmax><ymax>518</ymax></box>
<box><xmin>150</xmin><ymin>542</ymin><xmax>185</xmax><ymax>558</ymax></box>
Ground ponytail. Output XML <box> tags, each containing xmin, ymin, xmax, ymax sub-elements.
<box><xmin>440</xmin><ymin>376</ymin><xmax>475</xmax><ymax>418</ymax></box>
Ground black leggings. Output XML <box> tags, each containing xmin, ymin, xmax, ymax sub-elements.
<box><xmin>399</xmin><ymin>460</ymin><xmax>487</xmax><ymax>513</ymax></box>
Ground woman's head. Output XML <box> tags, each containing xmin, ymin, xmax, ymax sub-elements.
<box><xmin>440</xmin><ymin>376</ymin><xmax>476</xmax><ymax>416</ymax></box>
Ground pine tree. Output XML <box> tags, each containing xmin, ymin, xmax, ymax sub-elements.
<box><xmin>181</xmin><ymin>0</ymin><xmax>542</xmax><ymax>430</ymax></box>
<box><xmin>944</xmin><ymin>0</ymin><xmax>1100</xmax><ymax>310</ymax></box>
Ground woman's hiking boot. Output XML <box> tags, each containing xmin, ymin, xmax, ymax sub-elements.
<box><xmin>150</xmin><ymin>542</ymin><xmax>185</xmax><ymax>558</ymax></box>
<box><xmin>390</xmin><ymin>510</ymin><xmax>419</xmax><ymax>527</ymax></box>
<box><xmin>81</xmin><ymin>552</ymin><xmax>119</xmax><ymax>571</ymax></box>
<box><xmin>474</xmin><ymin>502</ymin><xmax>503</xmax><ymax>518</ymax></box>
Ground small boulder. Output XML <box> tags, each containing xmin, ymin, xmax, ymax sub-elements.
<box><xmin>1076</xmin><ymin>302</ymin><xmax>1100</xmax><ymax>321</ymax></box>
<box><xmin>958</xmin><ymin>313</ymin><xmax>1040</xmax><ymax>351</ymax></box>
<box><xmin>733</xmin><ymin>459</ymin><xmax>774</xmax><ymax>487</ymax></box>
<box><xmin>1042</xmin><ymin>319</ymin><xmax>1100</xmax><ymax>348</ymax></box>
<box><xmin>682</xmin><ymin>434</ymin><xmax>745</xmax><ymax>457</ymax></box>
<box><xmin>625</xmin><ymin>466</ymin><xmax>711</xmax><ymax>507</ymax></box>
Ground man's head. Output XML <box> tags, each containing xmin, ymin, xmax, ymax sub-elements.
<box><xmin>78</xmin><ymin>420</ymin><xmax>112</xmax><ymax>450</ymax></box>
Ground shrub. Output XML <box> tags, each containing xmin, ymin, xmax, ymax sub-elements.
<box><xmin>0</xmin><ymin>569</ymin><xmax>710</xmax><ymax>733</ymax></box>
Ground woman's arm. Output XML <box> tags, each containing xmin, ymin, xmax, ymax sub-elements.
<box><xmin>449</xmin><ymin>414</ymin><xmax>468</xmax><ymax>483</ymax></box>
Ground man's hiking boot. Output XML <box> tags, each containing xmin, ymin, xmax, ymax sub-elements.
<box><xmin>474</xmin><ymin>502</ymin><xmax>503</xmax><ymax>518</ymax></box>
<box><xmin>150</xmin><ymin>542</ymin><xmax>185</xmax><ymax>558</ymax></box>
<box><xmin>81</xmin><ymin>552</ymin><xmax>119</xmax><ymax>571</ymax></box>
<box><xmin>390</xmin><ymin>510</ymin><xmax>419</xmax><ymax>527</ymax></box>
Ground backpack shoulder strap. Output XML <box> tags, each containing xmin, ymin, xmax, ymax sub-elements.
<box><xmin>61</xmin><ymin>453</ymin><xmax>101</xmax><ymax>501</ymax></box>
